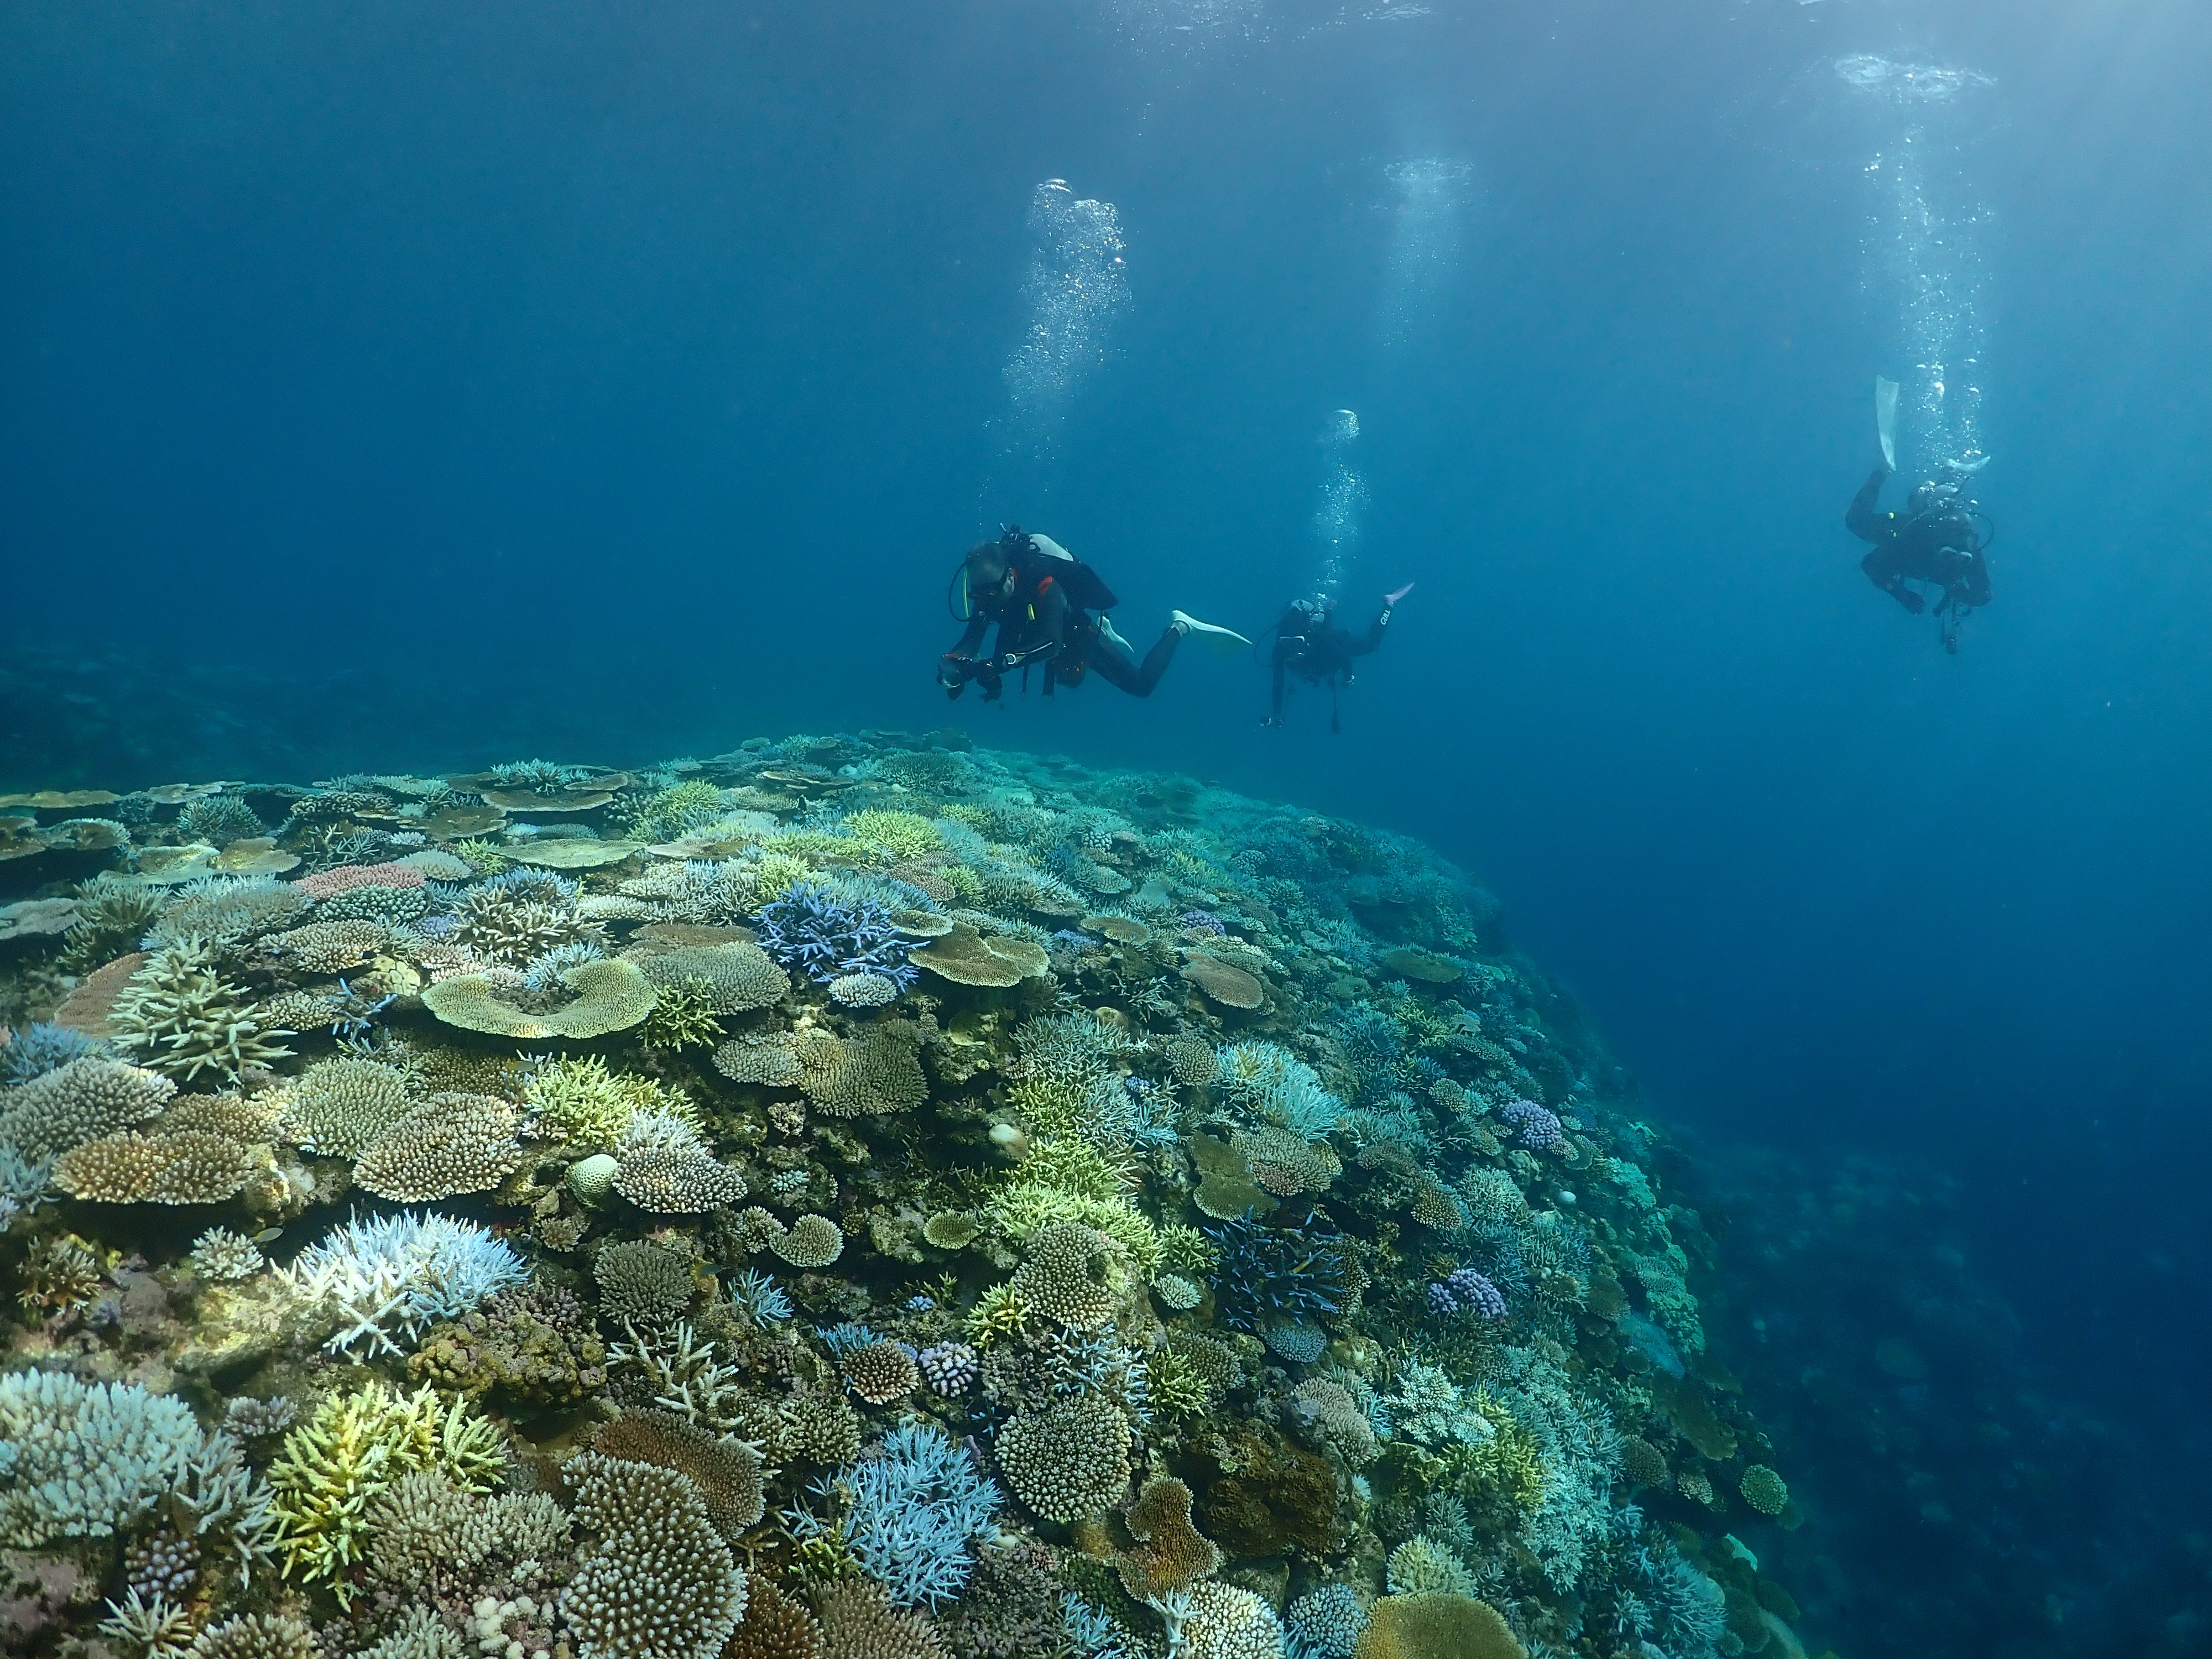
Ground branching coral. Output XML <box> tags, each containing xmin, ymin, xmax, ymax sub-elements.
<box><xmin>613</xmin><ymin>1110</ymin><xmax>749</xmax><ymax>1212</ymax></box>
<box><xmin>281</xmin><ymin>1209</ymin><xmax>528</xmax><ymax>1355</ymax></box>
<box><xmin>1202</xmin><ymin>1217</ymin><xmax>1349</xmax><ymax>1335</ymax></box>
<box><xmin>754</xmin><ymin>880</ymin><xmax>919</xmax><ymax>990</ymax></box>
<box><xmin>279</xmin><ymin>1055</ymin><xmax>414</xmax><ymax>1157</ymax></box>
<box><xmin>793</xmin><ymin>1022</ymin><xmax>927</xmax><ymax>1117</ymax></box>
<box><xmin>147</xmin><ymin>875</ymin><xmax>311</xmax><ymax>950</ymax></box>
<box><xmin>267</xmin><ymin>1382</ymin><xmax>503</xmax><ymax>1601</ymax></box>
<box><xmin>0</xmin><ymin>1054</ymin><xmax>176</xmax><ymax>1161</ymax></box>
<box><xmin>352</xmin><ymin>1092</ymin><xmax>524</xmax><ymax>1202</ymax></box>
<box><xmin>0</xmin><ymin>1373</ymin><xmax>202</xmax><ymax>1547</ymax></box>
<box><xmin>634</xmin><ymin>942</ymin><xmax>789</xmax><ymax>1014</ymax></box>
<box><xmin>525</xmin><ymin>1053</ymin><xmax>697</xmax><ymax>1147</ymax></box>
<box><xmin>110</xmin><ymin>941</ymin><xmax>294</xmax><ymax>1082</ymax></box>
<box><xmin>786</xmin><ymin>1421</ymin><xmax>1004</xmax><ymax>1608</ymax></box>
<box><xmin>992</xmin><ymin>1398</ymin><xmax>1132</xmax><ymax>1523</ymax></box>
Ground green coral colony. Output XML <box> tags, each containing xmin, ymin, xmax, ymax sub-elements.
<box><xmin>0</xmin><ymin>735</ymin><xmax>1812</xmax><ymax>1659</ymax></box>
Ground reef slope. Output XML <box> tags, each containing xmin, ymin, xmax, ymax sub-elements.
<box><xmin>0</xmin><ymin>733</ymin><xmax>1817</xmax><ymax>1659</ymax></box>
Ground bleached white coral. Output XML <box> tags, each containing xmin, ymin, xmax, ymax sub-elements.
<box><xmin>0</xmin><ymin>1373</ymin><xmax>201</xmax><ymax>1547</ymax></box>
<box><xmin>281</xmin><ymin>1209</ymin><xmax>527</xmax><ymax>1356</ymax></box>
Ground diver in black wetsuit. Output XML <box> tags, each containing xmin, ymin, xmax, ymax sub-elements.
<box><xmin>937</xmin><ymin>528</ymin><xmax>1245</xmax><ymax>703</ymax></box>
<box><xmin>1845</xmin><ymin>467</ymin><xmax>1992</xmax><ymax>653</ymax></box>
<box><xmin>1261</xmin><ymin>584</ymin><xmax>1411</xmax><ymax>733</ymax></box>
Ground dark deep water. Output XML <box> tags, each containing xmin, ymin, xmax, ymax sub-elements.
<box><xmin>6</xmin><ymin>3</ymin><xmax>2211</xmax><ymax>1651</ymax></box>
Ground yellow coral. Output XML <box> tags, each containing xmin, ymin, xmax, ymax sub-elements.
<box><xmin>964</xmin><ymin>1282</ymin><xmax>1029</xmax><ymax>1348</ymax></box>
<box><xmin>842</xmin><ymin>808</ymin><xmax>945</xmax><ymax>861</ymax></box>
<box><xmin>525</xmin><ymin>1055</ymin><xmax>699</xmax><ymax>1147</ymax></box>
<box><xmin>268</xmin><ymin>1383</ymin><xmax>504</xmax><ymax>1603</ymax></box>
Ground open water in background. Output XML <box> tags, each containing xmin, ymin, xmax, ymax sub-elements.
<box><xmin>5</xmin><ymin>4</ymin><xmax>2210</xmax><ymax>1651</ymax></box>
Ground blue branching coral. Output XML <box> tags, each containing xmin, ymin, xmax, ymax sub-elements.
<box><xmin>0</xmin><ymin>1022</ymin><xmax>112</xmax><ymax>1084</ymax></box>
<box><xmin>753</xmin><ymin>879</ymin><xmax>917</xmax><ymax>989</ymax></box>
<box><xmin>786</xmin><ymin>1421</ymin><xmax>1004</xmax><ymax>1608</ymax></box>
<box><xmin>728</xmin><ymin>1269</ymin><xmax>794</xmax><ymax>1326</ymax></box>
<box><xmin>1202</xmin><ymin>1217</ymin><xmax>1350</xmax><ymax>1335</ymax></box>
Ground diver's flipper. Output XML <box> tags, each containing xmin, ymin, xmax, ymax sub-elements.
<box><xmin>1170</xmin><ymin>611</ymin><xmax>1253</xmax><ymax>654</ymax></box>
<box><xmin>1875</xmin><ymin>375</ymin><xmax>1900</xmax><ymax>472</ymax></box>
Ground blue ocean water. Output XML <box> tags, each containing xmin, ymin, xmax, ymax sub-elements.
<box><xmin>4</xmin><ymin>2</ymin><xmax>2209</xmax><ymax>1652</ymax></box>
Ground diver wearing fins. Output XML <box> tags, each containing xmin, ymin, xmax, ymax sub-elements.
<box><xmin>1260</xmin><ymin>584</ymin><xmax>1412</xmax><ymax>733</ymax></box>
<box><xmin>1845</xmin><ymin>465</ymin><xmax>1992</xmax><ymax>654</ymax></box>
<box><xmin>937</xmin><ymin>527</ymin><xmax>1248</xmax><ymax>703</ymax></box>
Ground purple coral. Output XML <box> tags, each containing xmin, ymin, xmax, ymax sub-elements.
<box><xmin>1498</xmin><ymin>1098</ymin><xmax>1564</xmax><ymax>1151</ymax></box>
<box><xmin>917</xmin><ymin>1340</ymin><xmax>979</xmax><ymax>1396</ymax></box>
<box><xmin>1179</xmin><ymin>910</ymin><xmax>1227</xmax><ymax>936</ymax></box>
<box><xmin>1427</xmin><ymin>1266</ymin><xmax>1507</xmax><ymax>1322</ymax></box>
<box><xmin>753</xmin><ymin>879</ymin><xmax>919</xmax><ymax>990</ymax></box>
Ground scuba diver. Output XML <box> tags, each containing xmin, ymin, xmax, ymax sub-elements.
<box><xmin>1260</xmin><ymin>583</ymin><xmax>1413</xmax><ymax>732</ymax></box>
<box><xmin>937</xmin><ymin>527</ymin><xmax>1248</xmax><ymax>703</ymax></box>
<box><xmin>1845</xmin><ymin>465</ymin><xmax>1992</xmax><ymax>654</ymax></box>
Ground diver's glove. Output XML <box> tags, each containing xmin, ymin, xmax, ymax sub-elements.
<box><xmin>1896</xmin><ymin>589</ymin><xmax>1926</xmax><ymax>614</ymax></box>
<box><xmin>937</xmin><ymin>654</ymin><xmax>978</xmax><ymax>697</ymax></box>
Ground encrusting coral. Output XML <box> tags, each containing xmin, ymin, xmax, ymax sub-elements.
<box><xmin>0</xmin><ymin>733</ymin><xmax>1811</xmax><ymax>1659</ymax></box>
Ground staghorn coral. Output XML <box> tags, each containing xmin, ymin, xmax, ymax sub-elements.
<box><xmin>754</xmin><ymin>880</ymin><xmax>919</xmax><ymax>991</ymax></box>
<box><xmin>525</xmin><ymin>1053</ymin><xmax>696</xmax><ymax>1147</ymax></box>
<box><xmin>562</xmin><ymin>1453</ymin><xmax>748</xmax><ymax>1659</ymax></box>
<box><xmin>109</xmin><ymin>940</ymin><xmax>295</xmax><ymax>1082</ymax></box>
<box><xmin>789</xmin><ymin>1421</ymin><xmax>1003</xmax><ymax>1609</ymax></box>
<box><xmin>446</xmin><ymin>881</ymin><xmax>604</xmax><ymax>967</ymax></box>
<box><xmin>1203</xmin><ymin>1217</ymin><xmax>1349</xmax><ymax>1335</ymax></box>
<box><xmin>283</xmin><ymin>1210</ymin><xmax>528</xmax><ymax>1355</ymax></box>
<box><xmin>267</xmin><ymin>1382</ymin><xmax>503</xmax><ymax>1601</ymax></box>
<box><xmin>1</xmin><ymin>1021</ymin><xmax>114</xmax><ymax>1084</ymax></box>
<box><xmin>638</xmin><ymin>974</ymin><xmax>727</xmax><ymax>1049</ymax></box>
<box><xmin>1385</xmin><ymin>1536</ymin><xmax>1477</xmax><ymax>1599</ymax></box>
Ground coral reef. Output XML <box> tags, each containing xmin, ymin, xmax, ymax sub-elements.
<box><xmin>0</xmin><ymin>734</ymin><xmax>1812</xmax><ymax>1659</ymax></box>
